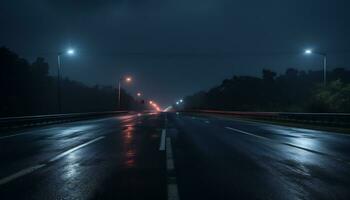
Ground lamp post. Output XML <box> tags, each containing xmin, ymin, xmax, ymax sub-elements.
<box><xmin>57</xmin><ymin>48</ymin><xmax>75</xmax><ymax>113</ymax></box>
<box><xmin>118</xmin><ymin>76</ymin><xmax>132</xmax><ymax>109</ymax></box>
<box><xmin>304</xmin><ymin>49</ymin><xmax>327</xmax><ymax>86</ymax></box>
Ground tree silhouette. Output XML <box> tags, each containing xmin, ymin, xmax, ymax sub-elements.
<box><xmin>182</xmin><ymin>67</ymin><xmax>350</xmax><ymax>113</ymax></box>
<box><xmin>0</xmin><ymin>47</ymin><xmax>143</xmax><ymax>117</ymax></box>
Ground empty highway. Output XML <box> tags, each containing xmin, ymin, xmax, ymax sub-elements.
<box><xmin>0</xmin><ymin>112</ymin><xmax>350</xmax><ymax>200</ymax></box>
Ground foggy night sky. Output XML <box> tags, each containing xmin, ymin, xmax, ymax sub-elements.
<box><xmin>1</xmin><ymin>0</ymin><xmax>349</xmax><ymax>107</ymax></box>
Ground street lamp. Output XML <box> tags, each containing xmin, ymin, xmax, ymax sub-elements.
<box><xmin>67</xmin><ymin>48</ymin><xmax>75</xmax><ymax>55</ymax></box>
<box><xmin>304</xmin><ymin>49</ymin><xmax>327</xmax><ymax>86</ymax></box>
<box><xmin>57</xmin><ymin>48</ymin><xmax>75</xmax><ymax>113</ymax></box>
<box><xmin>137</xmin><ymin>92</ymin><xmax>142</xmax><ymax>97</ymax></box>
<box><xmin>305</xmin><ymin>49</ymin><xmax>312</xmax><ymax>54</ymax></box>
<box><xmin>118</xmin><ymin>76</ymin><xmax>132</xmax><ymax>109</ymax></box>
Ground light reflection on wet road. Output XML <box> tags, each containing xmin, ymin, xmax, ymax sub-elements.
<box><xmin>0</xmin><ymin>112</ymin><xmax>349</xmax><ymax>199</ymax></box>
<box><xmin>170</xmin><ymin>113</ymin><xmax>350</xmax><ymax>200</ymax></box>
<box><xmin>123</xmin><ymin>124</ymin><xmax>136</xmax><ymax>168</ymax></box>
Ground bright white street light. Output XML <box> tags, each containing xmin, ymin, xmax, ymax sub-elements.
<box><xmin>305</xmin><ymin>49</ymin><xmax>312</xmax><ymax>54</ymax></box>
<box><xmin>57</xmin><ymin>47</ymin><xmax>76</xmax><ymax>113</ymax></box>
<box><xmin>303</xmin><ymin>48</ymin><xmax>327</xmax><ymax>85</ymax></box>
<box><xmin>67</xmin><ymin>48</ymin><xmax>75</xmax><ymax>55</ymax></box>
<box><xmin>179</xmin><ymin>99</ymin><xmax>183</xmax><ymax>103</ymax></box>
<box><xmin>176</xmin><ymin>101</ymin><xmax>179</xmax><ymax>105</ymax></box>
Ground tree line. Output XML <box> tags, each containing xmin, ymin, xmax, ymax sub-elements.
<box><xmin>0</xmin><ymin>47</ymin><xmax>143</xmax><ymax>117</ymax></box>
<box><xmin>182</xmin><ymin>68</ymin><xmax>350</xmax><ymax>113</ymax></box>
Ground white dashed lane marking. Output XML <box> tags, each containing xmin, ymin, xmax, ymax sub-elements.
<box><xmin>159</xmin><ymin>129</ymin><xmax>166</xmax><ymax>151</ymax></box>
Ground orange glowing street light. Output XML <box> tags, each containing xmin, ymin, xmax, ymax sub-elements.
<box><xmin>125</xmin><ymin>77</ymin><xmax>132</xmax><ymax>82</ymax></box>
<box><xmin>149</xmin><ymin>101</ymin><xmax>158</xmax><ymax>109</ymax></box>
<box><xmin>148</xmin><ymin>100</ymin><xmax>162</xmax><ymax>111</ymax></box>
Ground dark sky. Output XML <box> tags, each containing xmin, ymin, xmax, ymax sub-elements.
<box><xmin>1</xmin><ymin>0</ymin><xmax>349</xmax><ymax>107</ymax></box>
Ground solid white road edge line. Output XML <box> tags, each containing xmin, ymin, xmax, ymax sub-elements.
<box><xmin>0</xmin><ymin>136</ymin><xmax>105</xmax><ymax>186</ymax></box>
<box><xmin>225</xmin><ymin>126</ymin><xmax>350</xmax><ymax>164</ymax></box>
<box><xmin>0</xmin><ymin>164</ymin><xmax>46</xmax><ymax>186</ymax></box>
<box><xmin>218</xmin><ymin>115</ymin><xmax>350</xmax><ymax>137</ymax></box>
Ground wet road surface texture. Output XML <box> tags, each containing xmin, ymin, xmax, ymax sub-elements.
<box><xmin>0</xmin><ymin>112</ymin><xmax>350</xmax><ymax>200</ymax></box>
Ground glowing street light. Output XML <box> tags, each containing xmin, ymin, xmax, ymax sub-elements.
<box><xmin>57</xmin><ymin>48</ymin><xmax>76</xmax><ymax>113</ymax></box>
<box><xmin>149</xmin><ymin>100</ymin><xmax>161</xmax><ymax>111</ymax></box>
<box><xmin>125</xmin><ymin>77</ymin><xmax>132</xmax><ymax>82</ymax></box>
<box><xmin>67</xmin><ymin>48</ymin><xmax>75</xmax><ymax>55</ymax></box>
<box><xmin>304</xmin><ymin>48</ymin><xmax>327</xmax><ymax>85</ymax></box>
<box><xmin>304</xmin><ymin>49</ymin><xmax>312</xmax><ymax>54</ymax></box>
<box><xmin>137</xmin><ymin>92</ymin><xmax>142</xmax><ymax>97</ymax></box>
<box><xmin>118</xmin><ymin>75</ymin><xmax>133</xmax><ymax>109</ymax></box>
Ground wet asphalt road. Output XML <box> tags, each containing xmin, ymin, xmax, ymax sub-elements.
<box><xmin>0</xmin><ymin>112</ymin><xmax>350</xmax><ymax>200</ymax></box>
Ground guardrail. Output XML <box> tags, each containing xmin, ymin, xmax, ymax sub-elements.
<box><xmin>182</xmin><ymin>110</ymin><xmax>350</xmax><ymax>128</ymax></box>
<box><xmin>0</xmin><ymin>111</ymin><xmax>130</xmax><ymax>130</ymax></box>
